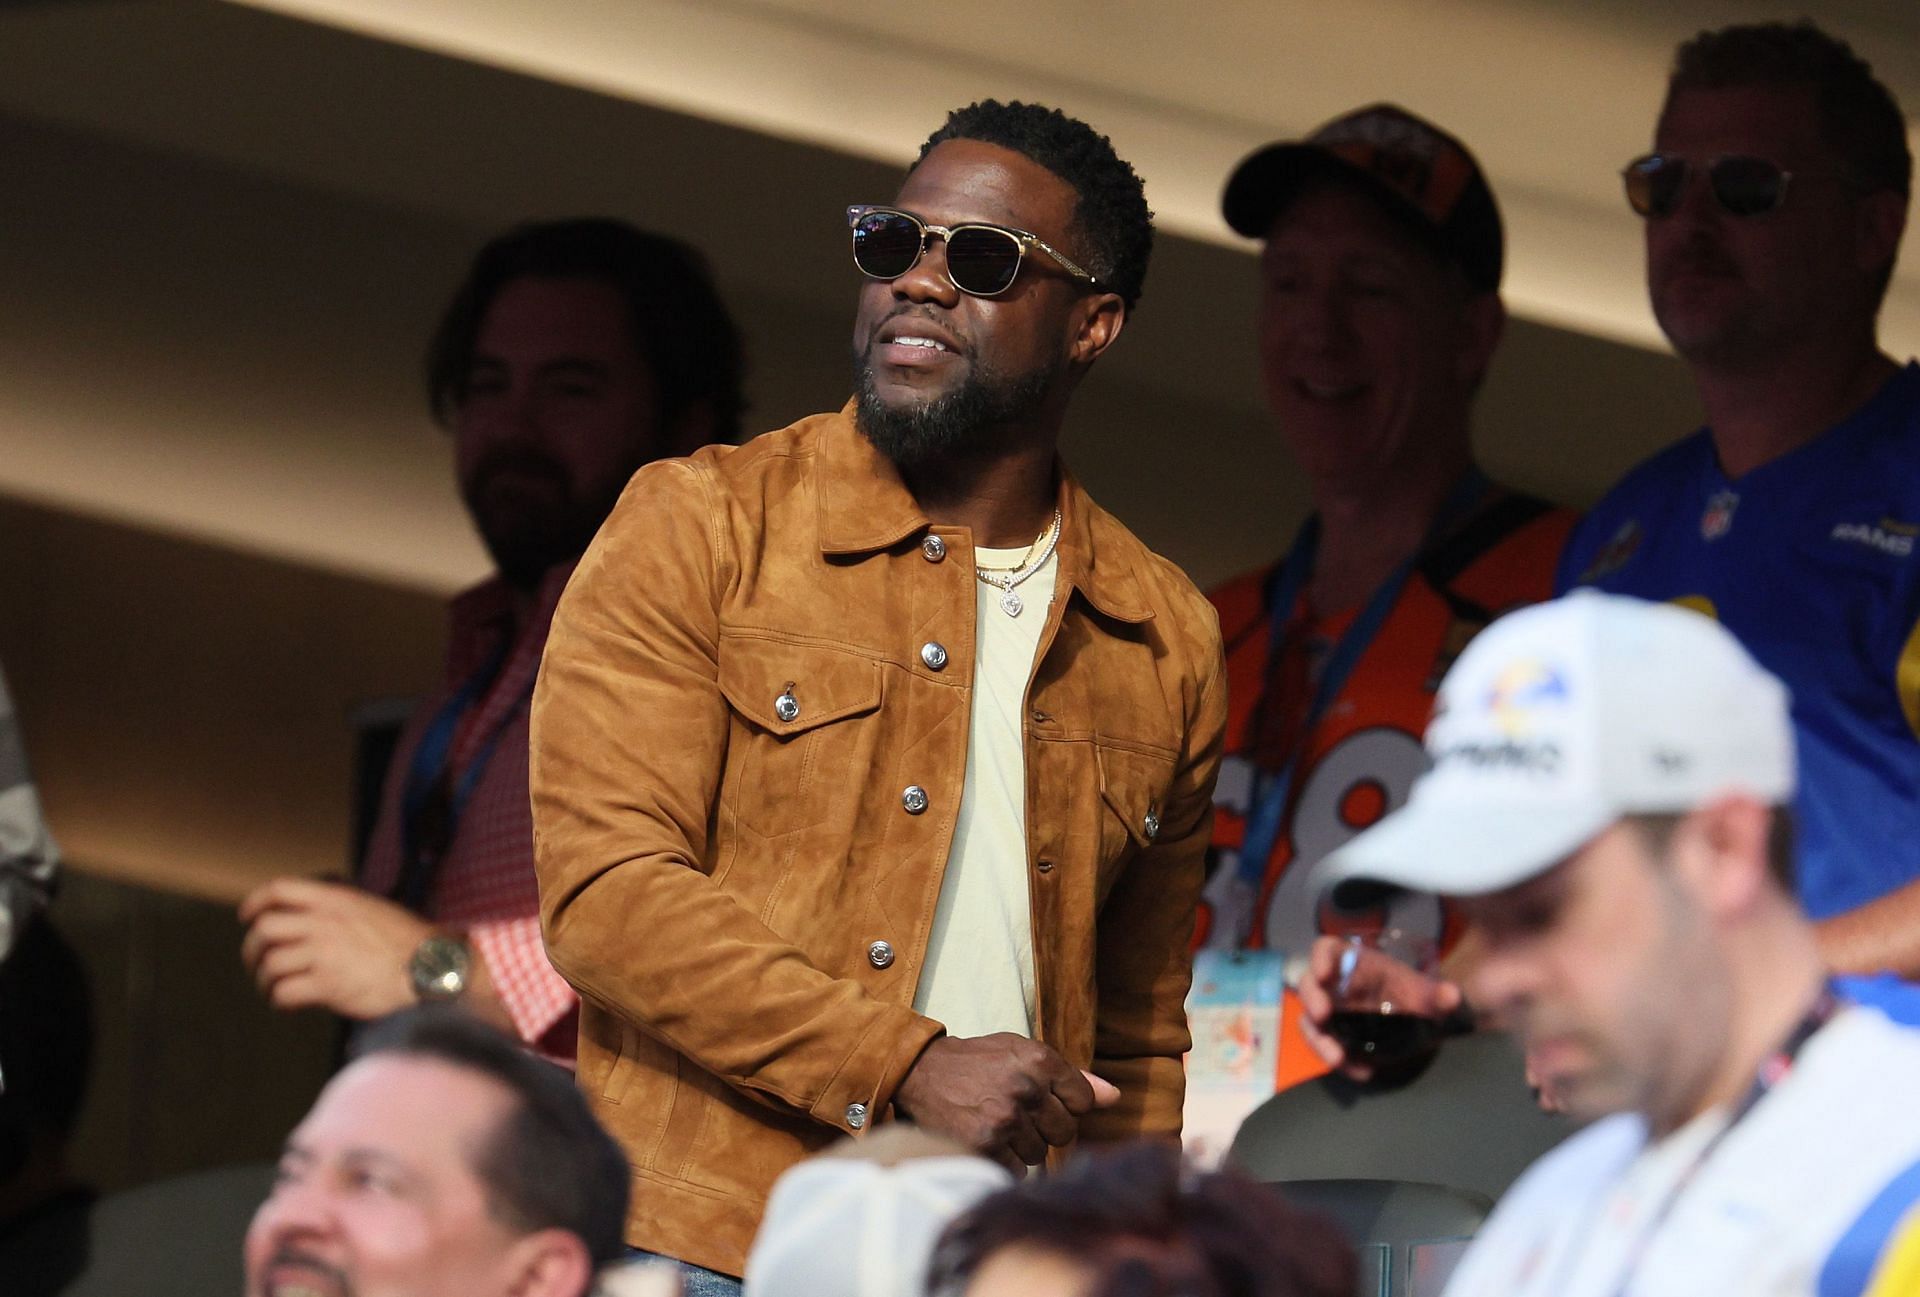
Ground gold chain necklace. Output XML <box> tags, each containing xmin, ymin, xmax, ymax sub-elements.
<box><xmin>975</xmin><ymin>509</ymin><xmax>1061</xmax><ymax>618</ymax></box>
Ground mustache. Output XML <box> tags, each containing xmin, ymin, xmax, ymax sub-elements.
<box><xmin>866</xmin><ymin>305</ymin><xmax>968</xmax><ymax>350</ymax></box>
<box><xmin>261</xmin><ymin>1244</ymin><xmax>351</xmax><ymax>1296</ymax></box>
<box><xmin>1659</xmin><ymin>235</ymin><xmax>1740</xmax><ymax>280</ymax></box>
<box><xmin>469</xmin><ymin>444</ymin><xmax>570</xmax><ymax>492</ymax></box>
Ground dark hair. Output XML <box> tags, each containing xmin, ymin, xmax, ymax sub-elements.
<box><xmin>1666</xmin><ymin>22</ymin><xmax>1910</xmax><ymax>201</ymax></box>
<box><xmin>425</xmin><ymin>218</ymin><xmax>746</xmax><ymax>440</ymax></box>
<box><xmin>1625</xmin><ymin>805</ymin><xmax>1797</xmax><ymax>892</ymax></box>
<box><xmin>352</xmin><ymin>1009</ymin><xmax>629</xmax><ymax>1269</ymax></box>
<box><xmin>919</xmin><ymin>100</ymin><xmax>1154</xmax><ymax>311</ymax></box>
<box><xmin>928</xmin><ymin>1142</ymin><xmax>1354</xmax><ymax>1297</ymax></box>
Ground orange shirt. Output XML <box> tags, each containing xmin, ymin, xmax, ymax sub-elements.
<box><xmin>1199</xmin><ymin>493</ymin><xmax>1576</xmax><ymax>1086</ymax></box>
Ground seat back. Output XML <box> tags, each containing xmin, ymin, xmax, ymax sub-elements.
<box><xmin>40</xmin><ymin>1162</ymin><xmax>274</xmax><ymax>1297</ymax></box>
<box><xmin>1271</xmin><ymin>1178</ymin><xmax>1487</xmax><ymax>1297</ymax></box>
<box><xmin>1228</xmin><ymin>1031</ymin><xmax>1572</xmax><ymax>1203</ymax></box>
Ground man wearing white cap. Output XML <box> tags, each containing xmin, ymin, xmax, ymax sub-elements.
<box><xmin>741</xmin><ymin>1127</ymin><xmax>1010</xmax><ymax>1297</ymax></box>
<box><xmin>1309</xmin><ymin>591</ymin><xmax>1920</xmax><ymax>1296</ymax></box>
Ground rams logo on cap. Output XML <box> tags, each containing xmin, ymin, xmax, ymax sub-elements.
<box><xmin>1483</xmin><ymin>660</ymin><xmax>1570</xmax><ymax>737</ymax></box>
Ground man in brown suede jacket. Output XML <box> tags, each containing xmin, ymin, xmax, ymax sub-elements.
<box><xmin>530</xmin><ymin>100</ymin><xmax>1226</xmax><ymax>1289</ymax></box>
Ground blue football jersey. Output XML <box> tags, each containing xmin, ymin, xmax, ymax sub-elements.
<box><xmin>1558</xmin><ymin>362</ymin><xmax>1920</xmax><ymax>920</ymax></box>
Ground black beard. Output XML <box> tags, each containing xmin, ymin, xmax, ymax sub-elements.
<box><xmin>475</xmin><ymin>510</ymin><xmax>599</xmax><ymax>592</ymax></box>
<box><xmin>461</xmin><ymin>446</ymin><xmax>609</xmax><ymax>591</ymax></box>
<box><xmin>851</xmin><ymin>349</ymin><xmax>1054</xmax><ymax>479</ymax></box>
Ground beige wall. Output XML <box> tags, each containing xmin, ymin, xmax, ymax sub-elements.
<box><xmin>0</xmin><ymin>499</ymin><xmax>444</xmax><ymax>902</ymax></box>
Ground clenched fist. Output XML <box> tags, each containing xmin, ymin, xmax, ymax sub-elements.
<box><xmin>892</xmin><ymin>1033</ymin><xmax>1120</xmax><ymax>1173</ymax></box>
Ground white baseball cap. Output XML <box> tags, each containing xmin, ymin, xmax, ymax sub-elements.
<box><xmin>1313</xmin><ymin>591</ymin><xmax>1795</xmax><ymax>903</ymax></box>
<box><xmin>742</xmin><ymin>1138</ymin><xmax>1011</xmax><ymax>1297</ymax></box>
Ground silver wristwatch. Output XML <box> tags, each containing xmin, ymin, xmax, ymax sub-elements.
<box><xmin>408</xmin><ymin>933</ymin><xmax>472</xmax><ymax>1003</ymax></box>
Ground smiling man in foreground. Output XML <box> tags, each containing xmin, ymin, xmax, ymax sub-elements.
<box><xmin>530</xmin><ymin>100</ymin><xmax>1226</xmax><ymax>1290</ymax></box>
<box><xmin>244</xmin><ymin>1009</ymin><xmax>629</xmax><ymax>1297</ymax></box>
<box><xmin>1312</xmin><ymin>592</ymin><xmax>1920</xmax><ymax>1297</ymax></box>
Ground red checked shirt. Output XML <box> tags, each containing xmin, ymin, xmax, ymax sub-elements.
<box><xmin>360</xmin><ymin>566</ymin><xmax>577</xmax><ymax>1063</ymax></box>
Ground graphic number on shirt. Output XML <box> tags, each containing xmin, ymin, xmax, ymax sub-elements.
<box><xmin>1266</xmin><ymin>726</ymin><xmax>1434</xmax><ymax>953</ymax></box>
<box><xmin>1203</xmin><ymin>727</ymin><xmax>1434</xmax><ymax>953</ymax></box>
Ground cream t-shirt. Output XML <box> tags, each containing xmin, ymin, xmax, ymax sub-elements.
<box><xmin>913</xmin><ymin>543</ymin><xmax>1058</xmax><ymax>1039</ymax></box>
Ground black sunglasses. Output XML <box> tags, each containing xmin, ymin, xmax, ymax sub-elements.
<box><xmin>1622</xmin><ymin>152</ymin><xmax>1848</xmax><ymax>219</ymax></box>
<box><xmin>848</xmin><ymin>204</ymin><xmax>1099</xmax><ymax>298</ymax></box>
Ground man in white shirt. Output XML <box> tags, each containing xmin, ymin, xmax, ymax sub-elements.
<box><xmin>1311</xmin><ymin>592</ymin><xmax>1920</xmax><ymax>1296</ymax></box>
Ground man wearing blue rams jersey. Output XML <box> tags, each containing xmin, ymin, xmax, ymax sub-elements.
<box><xmin>1559</xmin><ymin>22</ymin><xmax>1920</xmax><ymax>975</ymax></box>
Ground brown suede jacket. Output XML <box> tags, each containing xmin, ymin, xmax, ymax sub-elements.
<box><xmin>530</xmin><ymin>406</ymin><xmax>1226</xmax><ymax>1276</ymax></box>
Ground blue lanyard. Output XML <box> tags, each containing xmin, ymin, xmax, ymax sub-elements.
<box><xmin>394</xmin><ymin>636</ymin><xmax>525</xmax><ymax>912</ymax></box>
<box><xmin>1233</xmin><ymin>469</ymin><xmax>1491</xmax><ymax>892</ymax></box>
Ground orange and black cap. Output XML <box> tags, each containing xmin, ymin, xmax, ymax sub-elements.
<box><xmin>1222</xmin><ymin>103</ymin><xmax>1504</xmax><ymax>292</ymax></box>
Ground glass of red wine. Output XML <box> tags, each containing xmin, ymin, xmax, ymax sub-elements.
<box><xmin>1321</xmin><ymin>927</ymin><xmax>1444</xmax><ymax>1069</ymax></box>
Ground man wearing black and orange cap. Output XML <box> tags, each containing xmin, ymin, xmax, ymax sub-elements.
<box><xmin>1199</xmin><ymin>106</ymin><xmax>1577</xmax><ymax>1086</ymax></box>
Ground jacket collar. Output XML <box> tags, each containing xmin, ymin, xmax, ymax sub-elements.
<box><xmin>1054</xmin><ymin>465</ymin><xmax>1154</xmax><ymax>625</ymax></box>
<box><xmin>815</xmin><ymin>402</ymin><xmax>1153</xmax><ymax>625</ymax></box>
<box><xmin>816</xmin><ymin>401</ymin><xmax>932</xmax><ymax>555</ymax></box>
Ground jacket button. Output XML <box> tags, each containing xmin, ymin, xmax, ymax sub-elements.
<box><xmin>1035</xmin><ymin>859</ymin><xmax>1055</xmax><ymax>874</ymax></box>
<box><xmin>867</xmin><ymin>940</ymin><xmax>896</xmax><ymax>969</ymax></box>
<box><xmin>1144</xmin><ymin>811</ymin><xmax>1162</xmax><ymax>840</ymax></box>
<box><xmin>920</xmin><ymin>642</ymin><xmax>949</xmax><ymax>671</ymax></box>
<box><xmin>921</xmin><ymin>535</ymin><xmax>947</xmax><ymax>563</ymax></box>
<box><xmin>845</xmin><ymin>1102</ymin><xmax>869</xmax><ymax>1130</ymax></box>
<box><xmin>901</xmin><ymin>786</ymin><xmax>929</xmax><ymax>815</ymax></box>
<box><xmin>774</xmin><ymin>689</ymin><xmax>800</xmax><ymax>723</ymax></box>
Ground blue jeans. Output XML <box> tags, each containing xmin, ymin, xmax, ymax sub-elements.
<box><xmin>624</xmin><ymin>1248</ymin><xmax>744</xmax><ymax>1297</ymax></box>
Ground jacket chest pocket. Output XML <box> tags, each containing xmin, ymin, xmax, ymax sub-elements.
<box><xmin>1094</xmin><ymin>741</ymin><xmax>1179</xmax><ymax>894</ymax></box>
<box><xmin>715</xmin><ymin>632</ymin><xmax>883</xmax><ymax>836</ymax></box>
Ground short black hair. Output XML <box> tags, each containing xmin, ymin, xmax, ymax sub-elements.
<box><xmin>352</xmin><ymin>1009</ymin><xmax>629</xmax><ymax>1269</ymax></box>
<box><xmin>425</xmin><ymin>218</ymin><xmax>746</xmax><ymax>440</ymax></box>
<box><xmin>928</xmin><ymin>1142</ymin><xmax>1354</xmax><ymax>1297</ymax></box>
<box><xmin>919</xmin><ymin>100</ymin><xmax>1154</xmax><ymax>311</ymax></box>
<box><xmin>1666</xmin><ymin>21</ymin><xmax>1911</xmax><ymax>201</ymax></box>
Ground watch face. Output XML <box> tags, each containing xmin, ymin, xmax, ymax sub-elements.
<box><xmin>410</xmin><ymin>935</ymin><xmax>471</xmax><ymax>1002</ymax></box>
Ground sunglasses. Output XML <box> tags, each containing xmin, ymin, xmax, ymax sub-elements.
<box><xmin>1622</xmin><ymin>152</ymin><xmax>1846</xmax><ymax>219</ymax></box>
<box><xmin>848</xmin><ymin>205</ymin><xmax>1099</xmax><ymax>297</ymax></box>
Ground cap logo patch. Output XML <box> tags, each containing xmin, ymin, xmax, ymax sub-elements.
<box><xmin>1427</xmin><ymin>659</ymin><xmax>1568</xmax><ymax>777</ymax></box>
<box><xmin>1313</xmin><ymin>110</ymin><xmax>1471</xmax><ymax>221</ymax></box>
<box><xmin>1318</xmin><ymin>111</ymin><xmax>1443</xmax><ymax>163</ymax></box>
<box><xmin>1484</xmin><ymin>660</ymin><xmax>1570</xmax><ymax>737</ymax></box>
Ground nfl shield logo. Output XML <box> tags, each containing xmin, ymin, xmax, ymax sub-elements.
<box><xmin>1701</xmin><ymin>490</ymin><xmax>1739</xmax><ymax>541</ymax></box>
